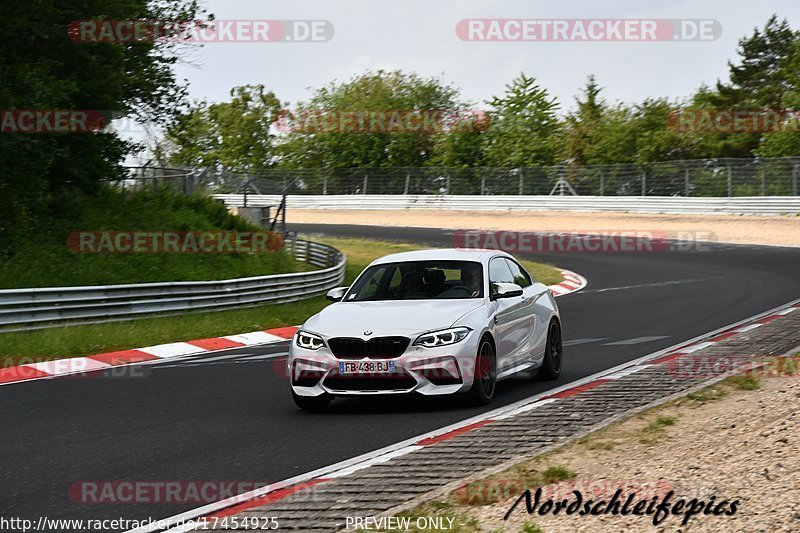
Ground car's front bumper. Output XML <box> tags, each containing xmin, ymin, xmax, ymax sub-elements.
<box><xmin>289</xmin><ymin>335</ymin><xmax>480</xmax><ymax>397</ymax></box>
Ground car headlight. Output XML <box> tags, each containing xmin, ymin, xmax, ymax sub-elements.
<box><xmin>414</xmin><ymin>327</ymin><xmax>471</xmax><ymax>348</ymax></box>
<box><xmin>295</xmin><ymin>330</ymin><xmax>325</xmax><ymax>350</ymax></box>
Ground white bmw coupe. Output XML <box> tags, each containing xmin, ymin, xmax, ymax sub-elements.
<box><xmin>288</xmin><ymin>249</ymin><xmax>562</xmax><ymax>410</ymax></box>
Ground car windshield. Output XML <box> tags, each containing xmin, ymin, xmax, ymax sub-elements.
<box><xmin>345</xmin><ymin>260</ymin><xmax>484</xmax><ymax>301</ymax></box>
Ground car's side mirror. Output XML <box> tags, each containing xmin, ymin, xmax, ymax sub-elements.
<box><xmin>491</xmin><ymin>282</ymin><xmax>523</xmax><ymax>301</ymax></box>
<box><xmin>326</xmin><ymin>287</ymin><xmax>349</xmax><ymax>302</ymax></box>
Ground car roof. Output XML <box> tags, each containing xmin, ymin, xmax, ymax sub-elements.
<box><xmin>370</xmin><ymin>248</ymin><xmax>510</xmax><ymax>266</ymax></box>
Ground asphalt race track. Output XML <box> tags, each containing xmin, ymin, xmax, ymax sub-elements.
<box><xmin>3</xmin><ymin>223</ymin><xmax>800</xmax><ymax>531</ymax></box>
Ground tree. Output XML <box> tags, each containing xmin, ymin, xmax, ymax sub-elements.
<box><xmin>0</xmin><ymin>0</ymin><xmax>207</xmax><ymax>254</ymax></box>
<box><xmin>157</xmin><ymin>85</ymin><xmax>282</xmax><ymax>172</ymax></box>
<box><xmin>756</xmin><ymin>38</ymin><xmax>800</xmax><ymax>157</ymax></box>
<box><xmin>561</xmin><ymin>75</ymin><xmax>605</xmax><ymax>165</ymax></box>
<box><xmin>276</xmin><ymin>70</ymin><xmax>463</xmax><ymax>169</ymax></box>
<box><xmin>691</xmin><ymin>16</ymin><xmax>800</xmax><ymax>158</ymax></box>
<box><xmin>481</xmin><ymin>73</ymin><xmax>560</xmax><ymax>167</ymax></box>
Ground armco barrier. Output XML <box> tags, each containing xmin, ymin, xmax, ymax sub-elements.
<box><xmin>0</xmin><ymin>240</ymin><xmax>345</xmax><ymax>332</ymax></box>
<box><xmin>215</xmin><ymin>194</ymin><xmax>800</xmax><ymax>215</ymax></box>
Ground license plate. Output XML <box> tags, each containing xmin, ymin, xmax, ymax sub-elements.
<box><xmin>339</xmin><ymin>361</ymin><xmax>395</xmax><ymax>374</ymax></box>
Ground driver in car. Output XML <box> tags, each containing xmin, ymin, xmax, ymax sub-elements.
<box><xmin>401</xmin><ymin>271</ymin><xmax>428</xmax><ymax>297</ymax></box>
<box><xmin>460</xmin><ymin>268</ymin><xmax>481</xmax><ymax>297</ymax></box>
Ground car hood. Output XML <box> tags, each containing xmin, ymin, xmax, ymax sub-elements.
<box><xmin>303</xmin><ymin>300</ymin><xmax>485</xmax><ymax>338</ymax></box>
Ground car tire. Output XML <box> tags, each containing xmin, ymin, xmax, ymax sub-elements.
<box><xmin>538</xmin><ymin>319</ymin><xmax>563</xmax><ymax>381</ymax></box>
<box><xmin>466</xmin><ymin>336</ymin><xmax>497</xmax><ymax>405</ymax></box>
<box><xmin>292</xmin><ymin>391</ymin><xmax>332</xmax><ymax>411</ymax></box>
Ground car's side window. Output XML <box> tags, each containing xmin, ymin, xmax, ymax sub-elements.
<box><xmin>488</xmin><ymin>257</ymin><xmax>515</xmax><ymax>296</ymax></box>
<box><xmin>504</xmin><ymin>258</ymin><xmax>533</xmax><ymax>288</ymax></box>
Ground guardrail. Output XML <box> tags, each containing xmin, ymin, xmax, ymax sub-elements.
<box><xmin>0</xmin><ymin>240</ymin><xmax>345</xmax><ymax>332</ymax></box>
<box><xmin>216</xmin><ymin>194</ymin><xmax>800</xmax><ymax>215</ymax></box>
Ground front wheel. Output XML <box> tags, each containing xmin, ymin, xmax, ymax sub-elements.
<box><xmin>466</xmin><ymin>337</ymin><xmax>497</xmax><ymax>405</ymax></box>
<box><xmin>538</xmin><ymin>320</ymin><xmax>563</xmax><ymax>381</ymax></box>
<box><xmin>292</xmin><ymin>391</ymin><xmax>332</xmax><ymax>411</ymax></box>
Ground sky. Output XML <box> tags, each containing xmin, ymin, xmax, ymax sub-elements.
<box><xmin>174</xmin><ymin>0</ymin><xmax>798</xmax><ymax>107</ymax></box>
<box><xmin>130</xmin><ymin>0</ymin><xmax>799</xmax><ymax>159</ymax></box>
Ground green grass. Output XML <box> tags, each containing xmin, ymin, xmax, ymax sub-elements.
<box><xmin>0</xmin><ymin>297</ymin><xmax>327</xmax><ymax>366</ymax></box>
<box><xmin>522</xmin><ymin>523</ymin><xmax>544</xmax><ymax>533</ymax></box>
<box><xmin>724</xmin><ymin>374</ymin><xmax>761</xmax><ymax>390</ymax></box>
<box><xmin>685</xmin><ymin>387</ymin><xmax>728</xmax><ymax>404</ymax></box>
<box><xmin>0</xmin><ymin>188</ymin><xmax>301</xmax><ymax>288</ymax></box>
<box><xmin>313</xmin><ymin>236</ymin><xmax>564</xmax><ymax>287</ymax></box>
<box><xmin>639</xmin><ymin>415</ymin><xmax>678</xmax><ymax>442</ymax></box>
<box><xmin>539</xmin><ymin>465</ymin><xmax>577</xmax><ymax>483</ymax></box>
<box><xmin>0</xmin><ymin>235</ymin><xmax>564</xmax><ymax>365</ymax></box>
<box><xmin>585</xmin><ymin>440</ymin><xmax>616</xmax><ymax>450</ymax></box>
<box><xmin>455</xmin><ymin>464</ymin><xmax>576</xmax><ymax>507</ymax></box>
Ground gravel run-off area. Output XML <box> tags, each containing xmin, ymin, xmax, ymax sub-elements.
<box><xmin>436</xmin><ymin>363</ymin><xmax>800</xmax><ymax>532</ymax></box>
<box><xmin>288</xmin><ymin>209</ymin><xmax>800</xmax><ymax>248</ymax></box>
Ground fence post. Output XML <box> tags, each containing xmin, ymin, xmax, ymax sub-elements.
<box><xmin>761</xmin><ymin>166</ymin><xmax>766</xmax><ymax>196</ymax></box>
<box><xmin>641</xmin><ymin>171</ymin><xmax>646</xmax><ymax>197</ymax></box>
<box><xmin>283</xmin><ymin>195</ymin><xmax>288</xmax><ymax>235</ymax></box>
<box><xmin>363</xmin><ymin>173</ymin><xmax>368</xmax><ymax>195</ymax></box>
<box><xmin>446</xmin><ymin>173</ymin><xmax>451</xmax><ymax>195</ymax></box>
<box><xmin>480</xmin><ymin>175</ymin><xmax>486</xmax><ymax>196</ymax></box>
<box><xmin>518</xmin><ymin>168</ymin><xmax>524</xmax><ymax>195</ymax></box>
<box><xmin>685</xmin><ymin>168</ymin><xmax>690</xmax><ymax>197</ymax></box>
<box><xmin>323</xmin><ymin>175</ymin><xmax>328</xmax><ymax>195</ymax></box>
<box><xmin>404</xmin><ymin>171</ymin><xmax>410</xmax><ymax>195</ymax></box>
<box><xmin>600</xmin><ymin>170</ymin><xmax>605</xmax><ymax>196</ymax></box>
<box><xmin>184</xmin><ymin>171</ymin><xmax>193</xmax><ymax>195</ymax></box>
<box><xmin>727</xmin><ymin>166</ymin><xmax>732</xmax><ymax>197</ymax></box>
<box><xmin>793</xmin><ymin>164</ymin><xmax>798</xmax><ymax>196</ymax></box>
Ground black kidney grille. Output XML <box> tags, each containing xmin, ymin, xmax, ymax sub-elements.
<box><xmin>327</xmin><ymin>337</ymin><xmax>409</xmax><ymax>359</ymax></box>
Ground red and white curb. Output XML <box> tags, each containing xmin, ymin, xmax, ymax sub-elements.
<box><xmin>134</xmin><ymin>297</ymin><xmax>799</xmax><ymax>533</ymax></box>
<box><xmin>547</xmin><ymin>269</ymin><xmax>587</xmax><ymax>296</ymax></box>
<box><xmin>1</xmin><ymin>271</ymin><xmax>586</xmax><ymax>387</ymax></box>
<box><xmin>0</xmin><ymin>326</ymin><xmax>300</xmax><ymax>386</ymax></box>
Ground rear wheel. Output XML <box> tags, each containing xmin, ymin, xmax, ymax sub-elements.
<box><xmin>292</xmin><ymin>391</ymin><xmax>332</xmax><ymax>411</ymax></box>
<box><xmin>466</xmin><ymin>337</ymin><xmax>496</xmax><ymax>405</ymax></box>
<box><xmin>538</xmin><ymin>320</ymin><xmax>563</xmax><ymax>381</ymax></box>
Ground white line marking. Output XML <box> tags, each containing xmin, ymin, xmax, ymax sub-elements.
<box><xmin>180</xmin><ymin>352</ymin><xmax>258</xmax><ymax>364</ymax></box>
<box><xmin>604</xmin><ymin>366</ymin><xmax>649</xmax><ymax>380</ymax></box>
<box><xmin>733</xmin><ymin>323</ymin><xmax>763</xmax><ymax>333</ymax></box>
<box><xmin>494</xmin><ymin>399</ymin><xmax>558</xmax><ymax>420</ymax></box>
<box><xmin>563</xmin><ymin>338</ymin><xmax>608</xmax><ymax>347</ymax></box>
<box><xmin>579</xmin><ymin>278</ymin><xmax>705</xmax><ymax>294</ymax></box>
<box><xmin>327</xmin><ymin>446</ymin><xmax>423</xmax><ymax>478</ymax></box>
<box><xmin>604</xmin><ymin>335</ymin><xmax>669</xmax><ymax>346</ymax></box>
<box><xmin>678</xmin><ymin>341</ymin><xmax>717</xmax><ymax>353</ymax></box>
